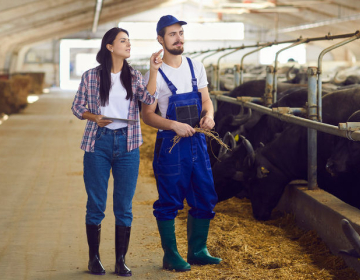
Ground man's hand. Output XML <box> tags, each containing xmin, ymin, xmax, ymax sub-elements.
<box><xmin>200</xmin><ymin>115</ymin><xmax>215</xmax><ymax>130</ymax></box>
<box><xmin>95</xmin><ymin>115</ymin><xmax>112</xmax><ymax>127</ymax></box>
<box><xmin>172</xmin><ymin>122</ymin><xmax>196</xmax><ymax>137</ymax></box>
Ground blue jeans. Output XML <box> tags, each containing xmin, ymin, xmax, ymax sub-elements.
<box><xmin>83</xmin><ymin>127</ymin><xmax>139</xmax><ymax>226</ymax></box>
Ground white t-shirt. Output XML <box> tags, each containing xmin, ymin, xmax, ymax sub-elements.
<box><xmin>100</xmin><ymin>71</ymin><xmax>130</xmax><ymax>129</ymax></box>
<box><xmin>144</xmin><ymin>56</ymin><xmax>208</xmax><ymax>118</ymax></box>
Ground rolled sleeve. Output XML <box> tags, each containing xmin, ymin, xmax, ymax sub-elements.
<box><xmin>135</xmin><ymin>70</ymin><xmax>156</xmax><ymax>105</ymax></box>
<box><xmin>71</xmin><ymin>72</ymin><xmax>89</xmax><ymax>120</ymax></box>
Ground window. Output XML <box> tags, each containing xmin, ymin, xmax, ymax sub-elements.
<box><xmin>259</xmin><ymin>43</ymin><xmax>306</xmax><ymax>65</ymax></box>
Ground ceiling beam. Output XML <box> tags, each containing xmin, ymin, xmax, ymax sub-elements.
<box><xmin>0</xmin><ymin>0</ymin><xmax>80</xmax><ymax>24</ymax></box>
<box><xmin>274</xmin><ymin>14</ymin><xmax>360</xmax><ymax>33</ymax></box>
<box><xmin>0</xmin><ymin>0</ymin><xmax>96</xmax><ymax>36</ymax></box>
<box><xmin>0</xmin><ymin>0</ymin><xmax>166</xmax><ymax>56</ymax></box>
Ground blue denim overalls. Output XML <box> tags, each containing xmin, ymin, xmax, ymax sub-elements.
<box><xmin>153</xmin><ymin>57</ymin><xmax>218</xmax><ymax>221</ymax></box>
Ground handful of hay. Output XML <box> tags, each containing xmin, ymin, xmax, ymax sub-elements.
<box><xmin>169</xmin><ymin>127</ymin><xmax>231</xmax><ymax>154</ymax></box>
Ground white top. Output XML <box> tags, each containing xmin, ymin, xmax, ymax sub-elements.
<box><xmin>144</xmin><ymin>56</ymin><xmax>208</xmax><ymax>118</ymax></box>
<box><xmin>100</xmin><ymin>71</ymin><xmax>130</xmax><ymax>129</ymax></box>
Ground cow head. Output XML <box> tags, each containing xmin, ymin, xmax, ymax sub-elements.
<box><xmin>212</xmin><ymin>136</ymin><xmax>250</xmax><ymax>202</ymax></box>
<box><xmin>246</xmin><ymin>151</ymin><xmax>290</xmax><ymax>221</ymax></box>
<box><xmin>326</xmin><ymin>110</ymin><xmax>360</xmax><ymax>176</ymax></box>
<box><xmin>326</xmin><ymin>137</ymin><xmax>360</xmax><ymax>176</ymax></box>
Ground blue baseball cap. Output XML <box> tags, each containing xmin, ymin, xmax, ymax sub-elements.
<box><xmin>156</xmin><ymin>15</ymin><xmax>187</xmax><ymax>34</ymax></box>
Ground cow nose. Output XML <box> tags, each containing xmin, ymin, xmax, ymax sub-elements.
<box><xmin>326</xmin><ymin>160</ymin><xmax>335</xmax><ymax>175</ymax></box>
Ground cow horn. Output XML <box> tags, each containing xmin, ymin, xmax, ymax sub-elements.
<box><xmin>216</xmin><ymin>115</ymin><xmax>235</xmax><ymax>135</ymax></box>
<box><xmin>333</xmin><ymin>71</ymin><xmax>346</xmax><ymax>85</ymax></box>
<box><xmin>219</xmin><ymin>131</ymin><xmax>236</xmax><ymax>158</ymax></box>
<box><xmin>286</xmin><ymin>65</ymin><xmax>296</xmax><ymax>81</ymax></box>
<box><xmin>239</xmin><ymin>135</ymin><xmax>255</xmax><ymax>166</ymax></box>
<box><xmin>232</xmin><ymin>171</ymin><xmax>244</xmax><ymax>181</ymax></box>
<box><xmin>231</xmin><ymin>108</ymin><xmax>252</xmax><ymax>126</ymax></box>
<box><xmin>339</xmin><ymin>219</ymin><xmax>360</xmax><ymax>258</ymax></box>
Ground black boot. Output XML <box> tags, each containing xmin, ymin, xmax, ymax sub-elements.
<box><xmin>86</xmin><ymin>224</ymin><xmax>106</xmax><ymax>275</ymax></box>
<box><xmin>115</xmin><ymin>226</ymin><xmax>132</xmax><ymax>277</ymax></box>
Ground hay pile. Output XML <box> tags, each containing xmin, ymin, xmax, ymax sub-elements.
<box><xmin>11</xmin><ymin>75</ymin><xmax>31</xmax><ymax>107</ymax></box>
<box><xmin>0</xmin><ymin>75</ymin><xmax>31</xmax><ymax>115</ymax></box>
<box><xmin>175</xmin><ymin>199</ymin><xmax>359</xmax><ymax>280</ymax></box>
<box><xmin>139</xmin><ymin>120</ymin><xmax>360</xmax><ymax>280</ymax></box>
<box><xmin>11</xmin><ymin>72</ymin><xmax>45</xmax><ymax>94</ymax></box>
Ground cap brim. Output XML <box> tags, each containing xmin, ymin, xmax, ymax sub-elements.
<box><xmin>177</xmin><ymin>20</ymin><xmax>187</xmax><ymax>26</ymax></box>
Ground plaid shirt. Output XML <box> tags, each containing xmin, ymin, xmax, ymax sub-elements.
<box><xmin>71</xmin><ymin>65</ymin><xmax>155</xmax><ymax>152</ymax></box>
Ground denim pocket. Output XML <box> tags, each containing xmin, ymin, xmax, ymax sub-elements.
<box><xmin>154</xmin><ymin>136</ymin><xmax>181</xmax><ymax>176</ymax></box>
<box><xmin>95</xmin><ymin>128</ymin><xmax>104</xmax><ymax>140</ymax></box>
<box><xmin>175</xmin><ymin>104</ymin><xmax>199</xmax><ymax>127</ymax></box>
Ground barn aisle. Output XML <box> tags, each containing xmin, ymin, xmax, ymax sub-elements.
<box><xmin>0</xmin><ymin>89</ymin><xmax>173</xmax><ymax>280</ymax></box>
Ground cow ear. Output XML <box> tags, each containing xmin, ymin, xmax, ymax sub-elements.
<box><xmin>261</xmin><ymin>166</ymin><xmax>269</xmax><ymax>174</ymax></box>
<box><xmin>232</xmin><ymin>171</ymin><xmax>244</xmax><ymax>181</ymax></box>
<box><xmin>256</xmin><ymin>166</ymin><xmax>270</xmax><ymax>178</ymax></box>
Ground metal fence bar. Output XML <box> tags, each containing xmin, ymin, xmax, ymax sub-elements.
<box><xmin>317</xmin><ymin>31</ymin><xmax>360</xmax><ymax>122</ymax></box>
<box><xmin>184</xmin><ymin>31</ymin><xmax>359</xmax><ymax>56</ymax></box>
<box><xmin>217</xmin><ymin>47</ymin><xmax>244</xmax><ymax>90</ymax></box>
<box><xmin>307</xmin><ymin>67</ymin><xmax>319</xmax><ymax>190</ymax></box>
<box><xmin>212</xmin><ymin>95</ymin><xmax>360</xmax><ymax>141</ymax></box>
<box><xmin>239</xmin><ymin>44</ymin><xmax>272</xmax><ymax>85</ymax></box>
<box><xmin>273</xmin><ymin>39</ymin><xmax>308</xmax><ymax>102</ymax></box>
<box><xmin>201</xmin><ymin>49</ymin><xmax>226</xmax><ymax>64</ymax></box>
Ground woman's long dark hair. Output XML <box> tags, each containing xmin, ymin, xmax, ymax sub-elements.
<box><xmin>96</xmin><ymin>27</ymin><xmax>133</xmax><ymax>106</ymax></box>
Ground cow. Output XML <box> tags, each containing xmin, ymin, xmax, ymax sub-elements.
<box><xmin>244</xmin><ymin>88</ymin><xmax>360</xmax><ymax>220</ymax></box>
<box><xmin>208</xmin><ymin>80</ymin><xmax>309</xmax><ymax>166</ymax></box>
<box><xmin>213</xmin><ymin>77</ymin><xmax>339</xmax><ymax>139</ymax></box>
<box><xmin>284</xmin><ymin>66</ymin><xmax>308</xmax><ymax>84</ymax></box>
<box><xmin>212</xmin><ymin>87</ymin><xmax>311</xmax><ymax>202</ymax></box>
<box><xmin>212</xmin><ymin>87</ymin><xmax>360</xmax><ymax>220</ymax></box>
<box><xmin>212</xmin><ymin>134</ymin><xmax>253</xmax><ymax>202</ymax></box>
<box><xmin>326</xmin><ymin>110</ymin><xmax>360</xmax><ymax>176</ymax></box>
<box><xmin>333</xmin><ymin>66</ymin><xmax>360</xmax><ymax>86</ymax></box>
<box><xmin>244</xmin><ymin>88</ymin><xmax>317</xmax><ymax>149</ymax></box>
<box><xmin>210</xmin><ymin>87</ymin><xmax>321</xmax><ymax>168</ymax></box>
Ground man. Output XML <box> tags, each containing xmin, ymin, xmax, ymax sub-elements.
<box><xmin>142</xmin><ymin>15</ymin><xmax>222</xmax><ymax>272</ymax></box>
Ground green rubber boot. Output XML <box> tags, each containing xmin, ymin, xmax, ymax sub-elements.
<box><xmin>157</xmin><ymin>219</ymin><xmax>191</xmax><ymax>272</ymax></box>
<box><xmin>187</xmin><ymin>214</ymin><xmax>222</xmax><ymax>265</ymax></box>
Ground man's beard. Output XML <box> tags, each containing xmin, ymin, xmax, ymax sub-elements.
<box><xmin>165</xmin><ymin>41</ymin><xmax>184</xmax><ymax>55</ymax></box>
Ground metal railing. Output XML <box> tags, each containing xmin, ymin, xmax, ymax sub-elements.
<box><xmin>209</xmin><ymin>30</ymin><xmax>360</xmax><ymax>190</ymax></box>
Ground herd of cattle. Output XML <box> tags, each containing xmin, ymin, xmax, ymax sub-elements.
<box><xmin>209</xmin><ymin>67</ymin><xmax>360</xmax><ymax>221</ymax></box>
<box><xmin>211</xmin><ymin>64</ymin><xmax>360</xmax><ymax>91</ymax></box>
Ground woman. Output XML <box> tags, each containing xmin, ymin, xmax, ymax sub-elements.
<box><xmin>71</xmin><ymin>27</ymin><xmax>162</xmax><ymax>276</ymax></box>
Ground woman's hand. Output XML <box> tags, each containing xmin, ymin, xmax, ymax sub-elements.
<box><xmin>95</xmin><ymin>115</ymin><xmax>112</xmax><ymax>127</ymax></box>
<box><xmin>150</xmin><ymin>49</ymin><xmax>163</xmax><ymax>71</ymax></box>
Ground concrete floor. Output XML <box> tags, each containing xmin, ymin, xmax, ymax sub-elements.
<box><xmin>0</xmin><ymin>89</ymin><xmax>174</xmax><ymax>280</ymax></box>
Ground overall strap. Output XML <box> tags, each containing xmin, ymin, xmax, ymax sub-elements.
<box><xmin>186</xmin><ymin>57</ymin><xmax>198</xmax><ymax>92</ymax></box>
<box><xmin>158</xmin><ymin>68</ymin><xmax>177</xmax><ymax>95</ymax></box>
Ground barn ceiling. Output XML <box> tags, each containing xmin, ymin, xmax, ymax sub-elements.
<box><xmin>0</xmin><ymin>0</ymin><xmax>360</xmax><ymax>69</ymax></box>
<box><xmin>0</xmin><ymin>0</ymin><xmax>167</xmax><ymax>67</ymax></box>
